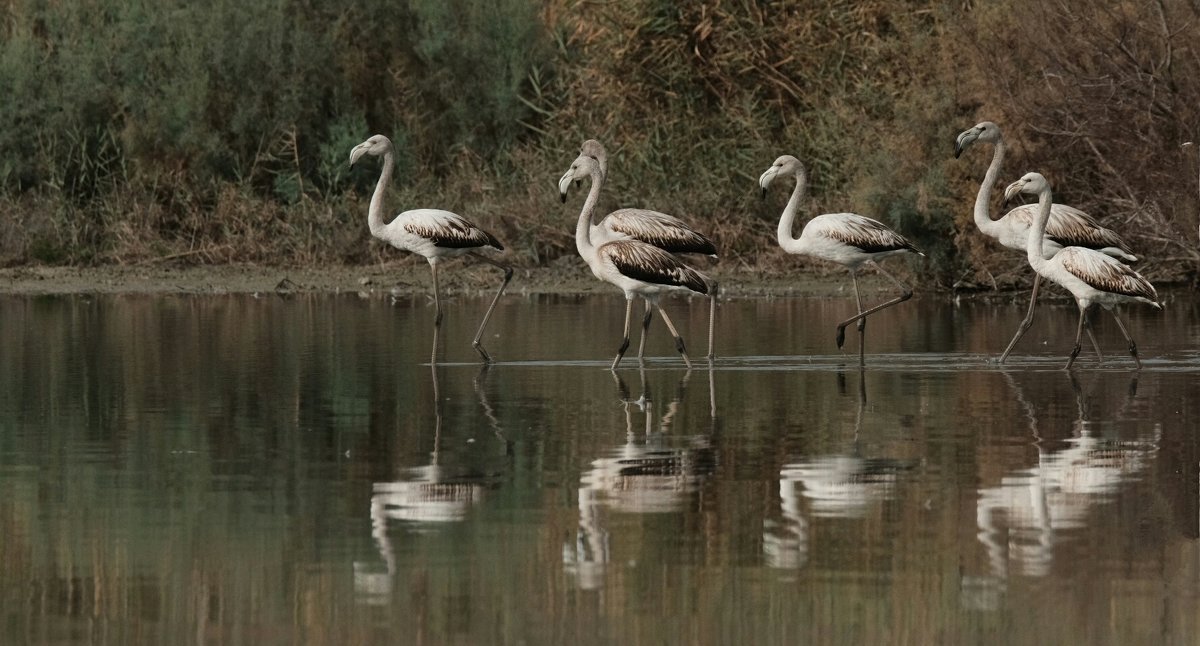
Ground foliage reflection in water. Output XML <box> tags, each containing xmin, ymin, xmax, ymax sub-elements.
<box><xmin>0</xmin><ymin>292</ymin><xmax>1198</xmax><ymax>645</ymax></box>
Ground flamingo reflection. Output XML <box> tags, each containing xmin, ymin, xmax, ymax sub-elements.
<box><xmin>355</xmin><ymin>364</ymin><xmax>505</xmax><ymax>601</ymax></box>
<box><xmin>970</xmin><ymin>373</ymin><xmax>1159</xmax><ymax>599</ymax></box>
<box><xmin>765</xmin><ymin>371</ymin><xmax>917</xmax><ymax>569</ymax></box>
<box><xmin>564</xmin><ymin>368</ymin><xmax>716</xmax><ymax>590</ymax></box>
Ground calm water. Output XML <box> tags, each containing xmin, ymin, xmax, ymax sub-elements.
<box><xmin>2</xmin><ymin>290</ymin><xmax>1199</xmax><ymax>645</ymax></box>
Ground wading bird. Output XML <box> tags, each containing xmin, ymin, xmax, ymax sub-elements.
<box><xmin>350</xmin><ymin>134</ymin><xmax>513</xmax><ymax>364</ymax></box>
<box><xmin>1004</xmin><ymin>172</ymin><xmax>1160</xmax><ymax>370</ymax></box>
<box><xmin>561</xmin><ymin>139</ymin><xmax>719</xmax><ymax>360</ymax></box>
<box><xmin>559</xmin><ymin>154</ymin><xmax>713</xmax><ymax>370</ymax></box>
<box><xmin>759</xmin><ymin>154</ymin><xmax>922</xmax><ymax>363</ymax></box>
<box><xmin>955</xmin><ymin>121</ymin><xmax>1136</xmax><ymax>363</ymax></box>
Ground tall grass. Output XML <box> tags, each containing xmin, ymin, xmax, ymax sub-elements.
<box><xmin>0</xmin><ymin>0</ymin><xmax>1196</xmax><ymax>283</ymax></box>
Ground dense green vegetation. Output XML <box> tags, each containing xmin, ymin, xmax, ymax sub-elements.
<box><xmin>1</xmin><ymin>0</ymin><xmax>1197</xmax><ymax>285</ymax></box>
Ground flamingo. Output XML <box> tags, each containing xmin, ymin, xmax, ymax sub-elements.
<box><xmin>759</xmin><ymin>154</ymin><xmax>923</xmax><ymax>363</ymax></box>
<box><xmin>1003</xmin><ymin>172</ymin><xmax>1160</xmax><ymax>369</ymax></box>
<box><xmin>955</xmin><ymin>121</ymin><xmax>1136</xmax><ymax>362</ymax></box>
<box><xmin>560</xmin><ymin>139</ymin><xmax>719</xmax><ymax>359</ymax></box>
<box><xmin>350</xmin><ymin>134</ymin><xmax>513</xmax><ymax>364</ymax></box>
<box><xmin>559</xmin><ymin>154</ymin><xmax>713</xmax><ymax>370</ymax></box>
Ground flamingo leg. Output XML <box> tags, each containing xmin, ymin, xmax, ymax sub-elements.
<box><xmin>999</xmin><ymin>273</ymin><xmax>1042</xmax><ymax>364</ymax></box>
<box><xmin>466</xmin><ymin>252</ymin><xmax>513</xmax><ymax>364</ymax></box>
<box><xmin>1108</xmin><ymin>308</ymin><xmax>1142</xmax><ymax>370</ymax></box>
<box><xmin>835</xmin><ymin>263</ymin><xmax>913</xmax><ymax>350</ymax></box>
<box><xmin>706</xmin><ymin>282</ymin><xmax>719</xmax><ymax>361</ymax></box>
<box><xmin>1082</xmin><ymin>310</ymin><xmax>1104</xmax><ymax>365</ymax></box>
<box><xmin>851</xmin><ymin>272</ymin><xmax>865</xmax><ymax>367</ymax></box>
<box><xmin>1065</xmin><ymin>305</ymin><xmax>1092</xmax><ymax>370</ymax></box>
<box><xmin>655</xmin><ymin>304</ymin><xmax>692</xmax><ymax>369</ymax></box>
<box><xmin>637</xmin><ymin>299</ymin><xmax>653</xmax><ymax>363</ymax></box>
<box><xmin>430</xmin><ymin>262</ymin><xmax>442</xmax><ymax>364</ymax></box>
<box><xmin>611</xmin><ymin>298</ymin><xmax>635</xmax><ymax>371</ymax></box>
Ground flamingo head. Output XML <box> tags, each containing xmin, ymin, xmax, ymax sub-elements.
<box><xmin>759</xmin><ymin>155</ymin><xmax>804</xmax><ymax>198</ymax></box>
<box><xmin>558</xmin><ymin>154</ymin><xmax>600</xmax><ymax>203</ymax></box>
<box><xmin>579</xmin><ymin>139</ymin><xmax>607</xmax><ymax>164</ymax></box>
<box><xmin>1003</xmin><ymin>172</ymin><xmax>1050</xmax><ymax>205</ymax></box>
<box><xmin>349</xmin><ymin>135</ymin><xmax>393</xmax><ymax>166</ymax></box>
<box><xmin>954</xmin><ymin>121</ymin><xmax>1002</xmax><ymax>158</ymax></box>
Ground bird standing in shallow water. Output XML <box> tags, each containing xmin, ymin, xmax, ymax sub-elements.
<box><xmin>1004</xmin><ymin>172</ymin><xmax>1160</xmax><ymax>370</ymax></box>
<box><xmin>759</xmin><ymin>154</ymin><xmax>923</xmax><ymax>364</ymax></box>
<box><xmin>350</xmin><ymin>134</ymin><xmax>513</xmax><ymax>364</ymax></box>
<box><xmin>560</xmin><ymin>154</ymin><xmax>713</xmax><ymax>370</ymax></box>
<box><xmin>562</xmin><ymin>139</ymin><xmax>720</xmax><ymax>360</ymax></box>
<box><xmin>955</xmin><ymin>121</ymin><xmax>1136</xmax><ymax>363</ymax></box>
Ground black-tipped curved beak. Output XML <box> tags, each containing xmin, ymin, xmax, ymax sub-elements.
<box><xmin>953</xmin><ymin>130</ymin><xmax>976</xmax><ymax>159</ymax></box>
<box><xmin>760</xmin><ymin>187</ymin><xmax>767</xmax><ymax>200</ymax></box>
<box><xmin>560</xmin><ymin>193</ymin><xmax>567</xmax><ymax>204</ymax></box>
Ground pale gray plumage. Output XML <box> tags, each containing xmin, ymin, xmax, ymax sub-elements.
<box><xmin>350</xmin><ymin>134</ymin><xmax>513</xmax><ymax>364</ymax></box>
<box><xmin>1004</xmin><ymin>172</ymin><xmax>1160</xmax><ymax>370</ymax></box>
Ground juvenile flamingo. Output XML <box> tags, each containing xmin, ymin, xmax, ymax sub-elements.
<box><xmin>759</xmin><ymin>154</ymin><xmax>923</xmax><ymax>363</ymax></box>
<box><xmin>955</xmin><ymin>121</ymin><xmax>1136</xmax><ymax>362</ymax></box>
<box><xmin>1003</xmin><ymin>172</ymin><xmax>1160</xmax><ymax>369</ymax></box>
<box><xmin>350</xmin><ymin>134</ymin><xmax>512</xmax><ymax>363</ymax></box>
<box><xmin>561</xmin><ymin>139</ymin><xmax>719</xmax><ymax>359</ymax></box>
<box><xmin>559</xmin><ymin>154</ymin><xmax>713</xmax><ymax>370</ymax></box>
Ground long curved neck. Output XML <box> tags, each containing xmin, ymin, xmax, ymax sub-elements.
<box><xmin>368</xmin><ymin>151</ymin><xmax>394</xmax><ymax>237</ymax></box>
<box><xmin>1025</xmin><ymin>187</ymin><xmax>1053</xmax><ymax>273</ymax></box>
<box><xmin>973</xmin><ymin>140</ymin><xmax>1007</xmax><ymax>237</ymax></box>
<box><xmin>776</xmin><ymin>167</ymin><xmax>808</xmax><ymax>252</ymax></box>
<box><xmin>576</xmin><ymin>166</ymin><xmax>603</xmax><ymax>261</ymax></box>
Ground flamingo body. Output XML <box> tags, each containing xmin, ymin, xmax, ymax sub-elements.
<box><xmin>1004</xmin><ymin>172</ymin><xmax>1159</xmax><ymax>369</ymax></box>
<box><xmin>590</xmin><ymin>209</ymin><xmax>717</xmax><ymax>256</ymax></box>
<box><xmin>350</xmin><ymin>134</ymin><xmax>512</xmax><ymax>363</ymax></box>
<box><xmin>787</xmin><ymin>212</ymin><xmax>921</xmax><ymax>269</ymax></box>
<box><xmin>956</xmin><ymin>121</ymin><xmax>1136</xmax><ymax>262</ymax></box>
<box><xmin>375</xmin><ymin>208</ymin><xmax>503</xmax><ymax>262</ymax></box>
<box><xmin>760</xmin><ymin>154</ymin><xmax>921</xmax><ymax>359</ymax></box>
<box><xmin>569</xmin><ymin>139</ymin><xmax>719</xmax><ymax>359</ymax></box>
<box><xmin>559</xmin><ymin>154</ymin><xmax>711</xmax><ymax>369</ymax></box>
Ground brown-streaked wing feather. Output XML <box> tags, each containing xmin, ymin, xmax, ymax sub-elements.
<box><xmin>601</xmin><ymin>241</ymin><xmax>710</xmax><ymax>294</ymax></box>
<box><xmin>823</xmin><ymin>215</ymin><xmax>921</xmax><ymax>255</ymax></box>
<box><xmin>605</xmin><ymin>209</ymin><xmax>717</xmax><ymax>255</ymax></box>
<box><xmin>1008</xmin><ymin>203</ymin><xmax>1133</xmax><ymax>255</ymax></box>
<box><xmin>1059</xmin><ymin>248</ymin><xmax>1157</xmax><ymax>301</ymax></box>
<box><xmin>405</xmin><ymin>213</ymin><xmax>503</xmax><ymax>250</ymax></box>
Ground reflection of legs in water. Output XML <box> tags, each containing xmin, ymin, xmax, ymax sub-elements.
<box><xmin>1000</xmin><ymin>370</ymin><xmax>1042</xmax><ymax>443</ymax></box>
<box><xmin>854</xmin><ymin>368</ymin><xmax>866</xmax><ymax>442</ymax></box>
<box><xmin>659</xmin><ymin>370</ymin><xmax>693</xmax><ymax>433</ymax></box>
<box><xmin>473</xmin><ymin>364</ymin><xmax>507</xmax><ymax>442</ymax></box>
<box><xmin>1067</xmin><ymin>370</ymin><xmax>1141</xmax><ymax>428</ymax></box>
<box><xmin>706</xmin><ymin>358</ymin><xmax>716</xmax><ymax>420</ymax></box>
<box><xmin>836</xmin><ymin>367</ymin><xmax>868</xmax><ymax>441</ymax></box>
<box><xmin>429</xmin><ymin>363</ymin><xmax>443</xmax><ymax>461</ymax></box>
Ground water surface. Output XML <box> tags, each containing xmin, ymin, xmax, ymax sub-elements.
<box><xmin>1</xmin><ymin>291</ymin><xmax>1198</xmax><ymax>645</ymax></box>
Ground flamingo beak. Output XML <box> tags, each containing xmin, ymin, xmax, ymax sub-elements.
<box><xmin>758</xmin><ymin>168</ymin><xmax>775</xmax><ymax>199</ymax></box>
<box><xmin>349</xmin><ymin>144</ymin><xmax>367</xmax><ymax>167</ymax></box>
<box><xmin>954</xmin><ymin>129</ymin><xmax>978</xmax><ymax>159</ymax></box>
<box><xmin>558</xmin><ymin>168</ymin><xmax>575</xmax><ymax>203</ymax></box>
<box><xmin>1002</xmin><ymin>179</ymin><xmax>1025</xmax><ymax>205</ymax></box>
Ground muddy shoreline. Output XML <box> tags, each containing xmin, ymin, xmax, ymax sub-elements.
<box><xmin>0</xmin><ymin>263</ymin><xmax>895</xmax><ymax>297</ymax></box>
<box><xmin>0</xmin><ymin>263</ymin><xmax>1180</xmax><ymax>302</ymax></box>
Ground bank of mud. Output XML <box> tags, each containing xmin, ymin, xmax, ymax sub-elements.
<box><xmin>0</xmin><ymin>263</ymin><xmax>900</xmax><ymax>298</ymax></box>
